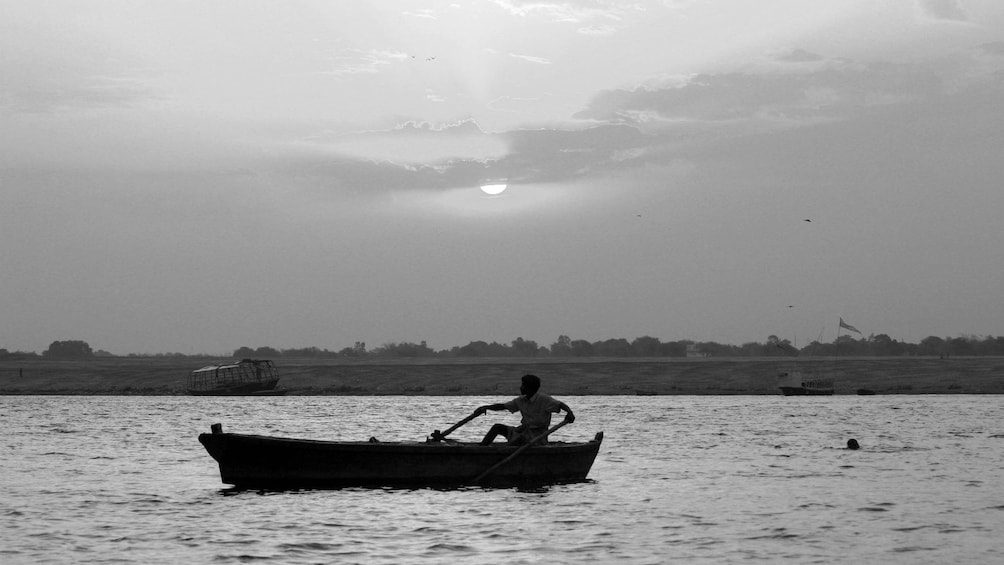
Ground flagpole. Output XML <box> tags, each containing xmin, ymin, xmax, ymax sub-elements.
<box><xmin>824</xmin><ymin>320</ymin><xmax>839</xmax><ymax>391</ymax></box>
<box><xmin>835</xmin><ymin>319</ymin><xmax>841</xmax><ymax>363</ymax></box>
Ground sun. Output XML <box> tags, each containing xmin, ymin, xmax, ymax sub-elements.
<box><xmin>480</xmin><ymin>183</ymin><xmax>507</xmax><ymax>195</ymax></box>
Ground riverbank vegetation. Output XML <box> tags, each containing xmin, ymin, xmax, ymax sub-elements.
<box><xmin>4</xmin><ymin>333</ymin><xmax>1004</xmax><ymax>362</ymax></box>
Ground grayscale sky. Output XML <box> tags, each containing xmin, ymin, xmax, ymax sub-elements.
<box><xmin>3</xmin><ymin>1</ymin><xmax>1003</xmax><ymax>355</ymax></box>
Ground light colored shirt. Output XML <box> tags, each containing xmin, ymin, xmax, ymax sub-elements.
<box><xmin>503</xmin><ymin>392</ymin><xmax>562</xmax><ymax>430</ymax></box>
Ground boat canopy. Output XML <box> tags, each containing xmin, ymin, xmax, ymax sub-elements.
<box><xmin>187</xmin><ymin>359</ymin><xmax>278</xmax><ymax>393</ymax></box>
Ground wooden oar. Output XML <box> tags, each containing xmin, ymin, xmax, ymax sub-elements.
<box><xmin>429</xmin><ymin>410</ymin><xmax>481</xmax><ymax>442</ymax></box>
<box><xmin>472</xmin><ymin>419</ymin><xmax>570</xmax><ymax>484</ymax></box>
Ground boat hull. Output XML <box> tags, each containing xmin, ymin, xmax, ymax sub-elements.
<box><xmin>779</xmin><ymin>386</ymin><xmax>834</xmax><ymax>396</ymax></box>
<box><xmin>199</xmin><ymin>428</ymin><xmax>603</xmax><ymax>488</ymax></box>
<box><xmin>187</xmin><ymin>379</ymin><xmax>283</xmax><ymax>396</ymax></box>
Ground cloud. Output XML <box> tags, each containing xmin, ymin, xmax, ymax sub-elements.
<box><xmin>280</xmin><ymin>43</ymin><xmax>1004</xmax><ymax>200</ymax></box>
<box><xmin>578</xmin><ymin>24</ymin><xmax>618</xmax><ymax>36</ymax></box>
<box><xmin>0</xmin><ymin>22</ymin><xmax>161</xmax><ymax>114</ymax></box>
<box><xmin>278</xmin><ymin>120</ymin><xmax>507</xmax><ymax>193</ymax></box>
<box><xmin>490</xmin><ymin>0</ymin><xmax>631</xmax><ymax>23</ymax></box>
<box><xmin>279</xmin><ymin>120</ymin><xmax>655</xmax><ymax>197</ymax></box>
<box><xmin>403</xmin><ymin>9</ymin><xmax>437</xmax><ymax>20</ymax></box>
<box><xmin>774</xmin><ymin>49</ymin><xmax>825</xmax><ymax>63</ymax></box>
<box><xmin>500</xmin><ymin>124</ymin><xmax>650</xmax><ymax>182</ymax></box>
<box><xmin>293</xmin><ymin>45</ymin><xmax>1004</xmax><ymax>197</ymax></box>
<box><xmin>977</xmin><ymin>41</ymin><xmax>1004</xmax><ymax>56</ymax></box>
<box><xmin>574</xmin><ymin>60</ymin><xmax>946</xmax><ymax>124</ymax></box>
<box><xmin>425</xmin><ymin>89</ymin><xmax>447</xmax><ymax>103</ymax></box>
<box><xmin>916</xmin><ymin>0</ymin><xmax>969</xmax><ymax>22</ymax></box>
<box><xmin>1</xmin><ymin>74</ymin><xmax>158</xmax><ymax>114</ymax></box>
<box><xmin>509</xmin><ymin>53</ymin><xmax>553</xmax><ymax>65</ymax></box>
<box><xmin>320</xmin><ymin>49</ymin><xmax>412</xmax><ymax>76</ymax></box>
<box><xmin>304</xmin><ymin>119</ymin><xmax>507</xmax><ymax>165</ymax></box>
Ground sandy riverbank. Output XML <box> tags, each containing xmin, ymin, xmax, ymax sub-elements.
<box><xmin>2</xmin><ymin>356</ymin><xmax>1002</xmax><ymax>395</ymax></box>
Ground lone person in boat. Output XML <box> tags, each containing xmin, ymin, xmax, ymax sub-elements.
<box><xmin>476</xmin><ymin>374</ymin><xmax>575</xmax><ymax>446</ymax></box>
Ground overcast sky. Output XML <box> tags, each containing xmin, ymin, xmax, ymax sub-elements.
<box><xmin>3</xmin><ymin>1</ymin><xmax>1003</xmax><ymax>355</ymax></box>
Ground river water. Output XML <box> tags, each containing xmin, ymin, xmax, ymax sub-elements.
<box><xmin>2</xmin><ymin>395</ymin><xmax>1003</xmax><ymax>564</ymax></box>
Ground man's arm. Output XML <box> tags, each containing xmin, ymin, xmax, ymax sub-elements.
<box><xmin>474</xmin><ymin>403</ymin><xmax>507</xmax><ymax>416</ymax></box>
<box><xmin>558</xmin><ymin>401</ymin><xmax>575</xmax><ymax>423</ymax></box>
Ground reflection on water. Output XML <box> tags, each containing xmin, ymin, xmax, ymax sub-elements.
<box><xmin>2</xmin><ymin>395</ymin><xmax>1004</xmax><ymax>564</ymax></box>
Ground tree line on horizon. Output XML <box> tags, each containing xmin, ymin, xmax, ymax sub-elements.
<box><xmin>3</xmin><ymin>333</ymin><xmax>1004</xmax><ymax>360</ymax></box>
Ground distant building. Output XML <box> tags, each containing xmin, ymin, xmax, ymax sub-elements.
<box><xmin>686</xmin><ymin>344</ymin><xmax>708</xmax><ymax>358</ymax></box>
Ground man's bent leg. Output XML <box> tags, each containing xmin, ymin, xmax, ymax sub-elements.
<box><xmin>480</xmin><ymin>423</ymin><xmax>511</xmax><ymax>445</ymax></box>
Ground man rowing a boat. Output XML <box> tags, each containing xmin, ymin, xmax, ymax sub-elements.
<box><xmin>476</xmin><ymin>374</ymin><xmax>575</xmax><ymax>446</ymax></box>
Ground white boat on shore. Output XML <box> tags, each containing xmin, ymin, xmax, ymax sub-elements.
<box><xmin>776</xmin><ymin>317</ymin><xmax>862</xmax><ymax>396</ymax></box>
<box><xmin>777</xmin><ymin>370</ymin><xmax>834</xmax><ymax>396</ymax></box>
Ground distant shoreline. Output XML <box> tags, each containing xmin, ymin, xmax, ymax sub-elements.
<box><xmin>1</xmin><ymin>356</ymin><xmax>1001</xmax><ymax>395</ymax></box>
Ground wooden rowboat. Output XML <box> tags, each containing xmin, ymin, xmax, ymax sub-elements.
<box><xmin>198</xmin><ymin>423</ymin><xmax>603</xmax><ymax>488</ymax></box>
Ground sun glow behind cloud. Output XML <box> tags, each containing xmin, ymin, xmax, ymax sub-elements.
<box><xmin>480</xmin><ymin>183</ymin><xmax>507</xmax><ymax>195</ymax></box>
<box><xmin>383</xmin><ymin>182</ymin><xmax>578</xmax><ymax>220</ymax></box>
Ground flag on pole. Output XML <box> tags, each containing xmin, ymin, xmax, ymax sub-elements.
<box><xmin>839</xmin><ymin>317</ymin><xmax>861</xmax><ymax>334</ymax></box>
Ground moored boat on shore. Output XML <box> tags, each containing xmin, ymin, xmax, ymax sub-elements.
<box><xmin>187</xmin><ymin>359</ymin><xmax>284</xmax><ymax>396</ymax></box>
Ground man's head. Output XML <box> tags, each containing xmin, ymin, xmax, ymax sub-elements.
<box><xmin>520</xmin><ymin>374</ymin><xmax>541</xmax><ymax>397</ymax></box>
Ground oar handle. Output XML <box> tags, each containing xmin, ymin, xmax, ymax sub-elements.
<box><xmin>473</xmin><ymin>419</ymin><xmax>570</xmax><ymax>484</ymax></box>
<box><xmin>430</xmin><ymin>410</ymin><xmax>481</xmax><ymax>442</ymax></box>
